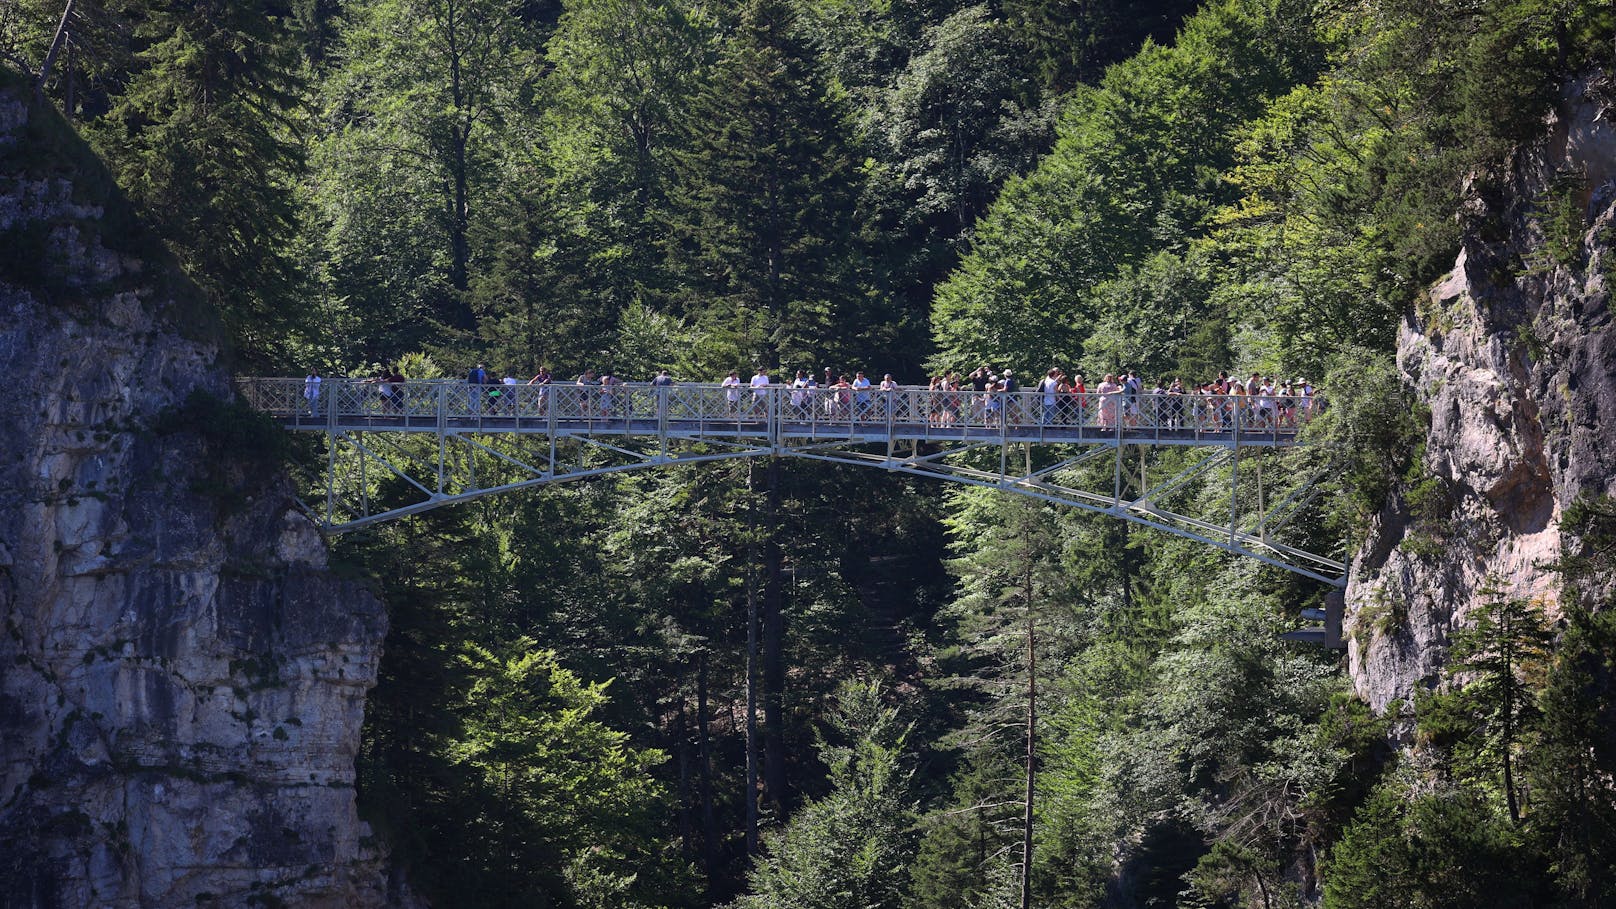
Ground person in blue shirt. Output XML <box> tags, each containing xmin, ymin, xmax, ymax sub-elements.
<box><xmin>467</xmin><ymin>363</ymin><xmax>489</xmax><ymax>412</ymax></box>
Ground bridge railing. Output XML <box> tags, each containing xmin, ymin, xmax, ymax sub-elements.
<box><xmin>238</xmin><ymin>378</ymin><xmax>1321</xmax><ymax>440</ymax></box>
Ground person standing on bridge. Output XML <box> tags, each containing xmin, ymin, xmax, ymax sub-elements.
<box><xmin>387</xmin><ymin>366</ymin><xmax>407</xmax><ymax>412</ymax></box>
<box><xmin>852</xmin><ymin>371</ymin><xmax>872</xmax><ymax>421</ymax></box>
<box><xmin>750</xmin><ymin>367</ymin><xmax>771</xmax><ymax>416</ymax></box>
<box><xmin>304</xmin><ymin>369</ymin><xmax>322</xmax><ymax>416</ymax></box>
<box><xmin>790</xmin><ymin>371</ymin><xmax>811</xmax><ymax>419</ymax></box>
<box><xmin>723</xmin><ymin>370</ymin><xmax>742</xmax><ymax>415</ymax></box>
<box><xmin>527</xmin><ymin>366</ymin><xmax>552</xmax><ymax>415</ymax></box>
<box><xmin>651</xmin><ymin>369</ymin><xmax>675</xmax><ymax>423</ymax></box>
<box><xmin>1096</xmin><ymin>374</ymin><xmax>1120</xmax><ymax>429</ymax></box>
<box><xmin>600</xmin><ymin>370</ymin><xmax>623</xmax><ymax>417</ymax></box>
<box><xmin>880</xmin><ymin>373</ymin><xmax>898</xmax><ymax>421</ymax></box>
<box><xmin>1256</xmin><ymin>378</ymin><xmax>1275</xmax><ymax>430</ymax></box>
<box><xmin>1067</xmin><ymin>372</ymin><xmax>1086</xmax><ymax>426</ymax></box>
<box><xmin>1147</xmin><ymin>378</ymin><xmax>1166</xmax><ymax>427</ymax></box>
<box><xmin>576</xmin><ymin>368</ymin><xmax>601</xmax><ymax>421</ymax></box>
<box><xmin>467</xmin><ymin>363</ymin><xmax>489</xmax><ymax>413</ymax></box>
<box><xmin>1039</xmin><ymin>368</ymin><xmax>1060</xmax><ymax>425</ymax></box>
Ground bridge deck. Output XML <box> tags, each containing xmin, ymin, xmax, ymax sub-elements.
<box><xmin>273</xmin><ymin>413</ymin><xmax>1297</xmax><ymax>448</ymax></box>
<box><xmin>247</xmin><ymin>378</ymin><xmax>1313</xmax><ymax>450</ymax></box>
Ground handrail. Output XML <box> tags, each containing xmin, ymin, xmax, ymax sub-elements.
<box><xmin>237</xmin><ymin>378</ymin><xmax>1320</xmax><ymax>440</ymax></box>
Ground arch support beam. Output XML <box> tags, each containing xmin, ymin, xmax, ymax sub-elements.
<box><xmin>240</xmin><ymin>378</ymin><xmax>1343</xmax><ymax>586</ymax></box>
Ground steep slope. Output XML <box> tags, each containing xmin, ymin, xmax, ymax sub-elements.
<box><xmin>0</xmin><ymin>78</ymin><xmax>406</xmax><ymax>906</ymax></box>
<box><xmin>1345</xmin><ymin>73</ymin><xmax>1616</xmax><ymax>711</ymax></box>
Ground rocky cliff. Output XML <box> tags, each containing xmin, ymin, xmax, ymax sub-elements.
<box><xmin>1345</xmin><ymin>74</ymin><xmax>1616</xmax><ymax>713</ymax></box>
<box><xmin>0</xmin><ymin>80</ymin><xmax>405</xmax><ymax>906</ymax></box>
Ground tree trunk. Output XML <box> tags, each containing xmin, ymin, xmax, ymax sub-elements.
<box><xmin>744</xmin><ymin>462</ymin><xmax>761</xmax><ymax>856</ymax></box>
<box><xmin>1021</xmin><ymin>561</ymin><xmax>1037</xmax><ymax>909</ymax></box>
<box><xmin>450</xmin><ymin>126</ymin><xmax>471</xmax><ymax>296</ymax></box>
<box><xmin>696</xmin><ymin>652</ymin><xmax>720</xmax><ymax>889</ymax></box>
<box><xmin>675</xmin><ymin>683</ymin><xmax>693</xmax><ymax>859</ymax></box>
<box><xmin>36</xmin><ymin>0</ymin><xmax>76</xmax><ymax>98</ymax></box>
<box><xmin>1503</xmin><ymin>684</ymin><xmax>1520</xmax><ymax>825</ymax></box>
<box><xmin>761</xmin><ymin>457</ymin><xmax>787</xmax><ymax>811</ymax></box>
<box><xmin>441</xmin><ymin>0</ymin><xmax>475</xmax><ymax>329</ymax></box>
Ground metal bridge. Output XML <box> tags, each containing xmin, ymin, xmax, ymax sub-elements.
<box><xmin>239</xmin><ymin>378</ymin><xmax>1346</xmax><ymax>588</ymax></box>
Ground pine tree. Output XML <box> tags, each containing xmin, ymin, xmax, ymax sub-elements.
<box><xmin>732</xmin><ymin>681</ymin><xmax>916</xmax><ymax>909</ymax></box>
<box><xmin>926</xmin><ymin>491</ymin><xmax>1087</xmax><ymax>908</ymax></box>
<box><xmin>666</xmin><ymin>0</ymin><xmax>877</xmax><ymax>373</ymax></box>
<box><xmin>86</xmin><ymin>0</ymin><xmax>306</xmax><ymax>362</ymax></box>
<box><xmin>311</xmin><ymin>0</ymin><xmax>548</xmax><ymax>343</ymax></box>
<box><xmin>1527</xmin><ymin>604</ymin><xmax>1616</xmax><ymax>905</ymax></box>
<box><xmin>1425</xmin><ymin>579</ymin><xmax>1553</xmax><ymax>824</ymax></box>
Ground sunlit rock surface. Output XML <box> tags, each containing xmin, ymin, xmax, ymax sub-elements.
<box><xmin>1347</xmin><ymin>74</ymin><xmax>1616</xmax><ymax>714</ymax></box>
<box><xmin>0</xmin><ymin>80</ymin><xmax>410</xmax><ymax>907</ymax></box>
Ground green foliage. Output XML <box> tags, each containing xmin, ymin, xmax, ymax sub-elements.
<box><xmin>152</xmin><ymin>390</ymin><xmax>301</xmax><ymax>470</ymax></box>
<box><xmin>1323</xmin><ymin>782</ymin><xmax>1546</xmax><ymax>909</ymax></box>
<box><xmin>450</xmin><ymin>642</ymin><xmax>671</xmax><ymax>905</ymax></box>
<box><xmin>1000</xmin><ymin>0</ymin><xmax>1201</xmax><ymax>92</ymax></box>
<box><xmin>308</xmin><ymin>0</ymin><xmax>551</xmax><ymax>359</ymax></box>
<box><xmin>1308</xmin><ymin>349</ymin><xmax>1424</xmax><ymax>531</ymax></box>
<box><xmin>84</xmin><ymin>0</ymin><xmax>307</xmax><ymax>365</ymax></box>
<box><xmin>1556</xmin><ymin>495</ymin><xmax>1616</xmax><ymax>600</ymax></box>
<box><xmin>353</xmin><ymin>497</ymin><xmax>696</xmax><ymax>909</ymax></box>
<box><xmin>664</xmin><ymin>0</ymin><xmax>880</xmax><ymax>373</ymax></box>
<box><xmin>1418</xmin><ymin>579</ymin><xmax>1551</xmax><ymax>822</ymax></box>
<box><xmin>731</xmin><ymin>681</ymin><xmax>916</xmax><ymax>909</ymax></box>
<box><xmin>1542</xmin><ymin>167</ymin><xmax>1590</xmax><ymax>266</ymax></box>
<box><xmin>1527</xmin><ymin>605</ymin><xmax>1616</xmax><ymax>905</ymax></box>
<box><xmin>929</xmin><ymin>0</ymin><xmax>1323</xmax><ymax>373</ymax></box>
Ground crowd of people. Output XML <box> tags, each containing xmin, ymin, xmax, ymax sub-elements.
<box><xmin>299</xmin><ymin>363</ymin><xmax>1319</xmax><ymax>431</ymax></box>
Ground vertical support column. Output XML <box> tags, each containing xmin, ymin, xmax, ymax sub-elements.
<box><xmin>1256</xmin><ymin>454</ymin><xmax>1265</xmax><ymax>542</ymax></box>
<box><xmin>548</xmin><ymin>385</ymin><xmax>558</xmax><ymax>477</ymax></box>
<box><xmin>436</xmin><ymin>383</ymin><xmax>447</xmax><ymax>495</ymax></box>
<box><xmin>1229</xmin><ymin>446</ymin><xmax>1240</xmax><ymax>546</ymax></box>
<box><xmin>325</xmin><ymin>380</ymin><xmax>339</xmax><ymax>525</ymax></box>
<box><xmin>658</xmin><ymin>386</ymin><xmax>669</xmax><ymax>460</ymax></box>
<box><xmin>999</xmin><ymin>393</ymin><xmax>1009</xmax><ymax>483</ymax></box>
<box><xmin>1113</xmin><ymin>406</ymin><xmax>1124</xmax><ymax>507</ymax></box>
<box><xmin>885</xmin><ymin>387</ymin><xmax>896</xmax><ymax>462</ymax></box>
<box><xmin>769</xmin><ymin>384</ymin><xmax>781</xmax><ymax>454</ymax></box>
<box><xmin>358</xmin><ymin>431</ymin><xmax>368</xmax><ymax>518</ymax></box>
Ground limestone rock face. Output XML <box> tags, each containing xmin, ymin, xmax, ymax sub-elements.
<box><xmin>1346</xmin><ymin>75</ymin><xmax>1616</xmax><ymax>713</ymax></box>
<box><xmin>0</xmin><ymin>85</ymin><xmax>408</xmax><ymax>905</ymax></box>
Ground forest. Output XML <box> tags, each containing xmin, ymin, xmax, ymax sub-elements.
<box><xmin>6</xmin><ymin>0</ymin><xmax>1616</xmax><ymax>906</ymax></box>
